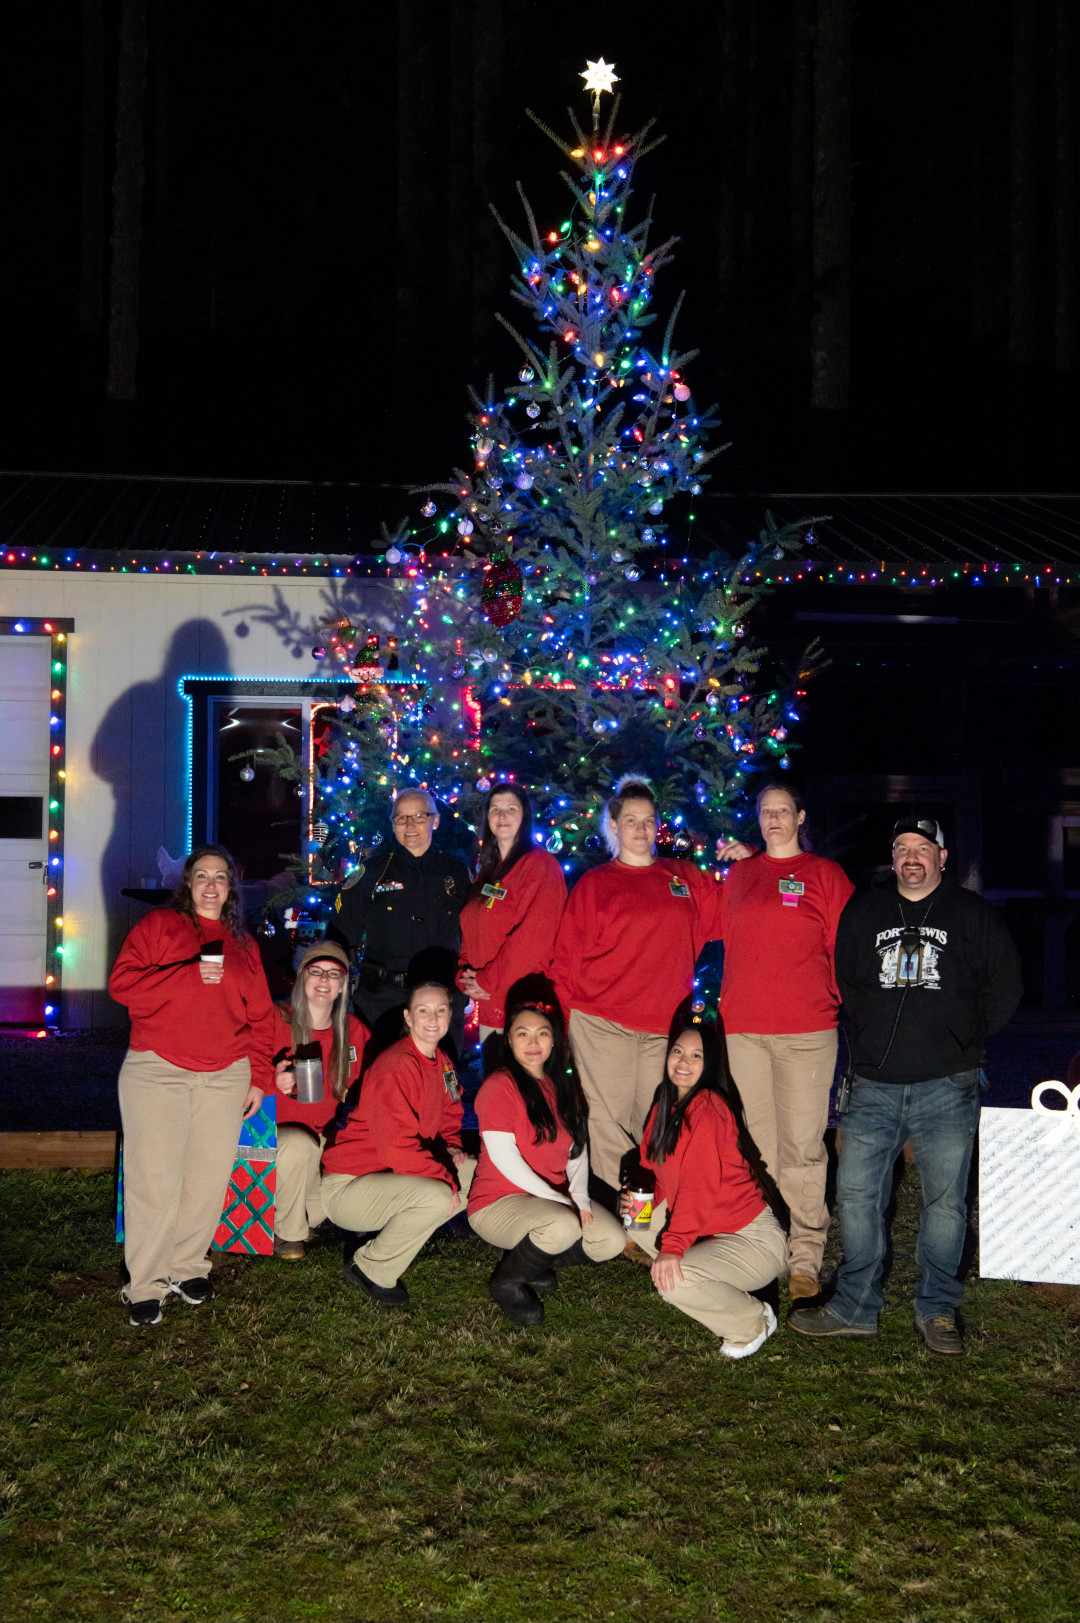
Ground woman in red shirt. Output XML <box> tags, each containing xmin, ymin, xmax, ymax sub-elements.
<box><xmin>716</xmin><ymin>782</ymin><xmax>854</xmax><ymax>1299</ymax></box>
<box><xmin>468</xmin><ymin>980</ymin><xmax>625</xmax><ymax>1325</ymax></box>
<box><xmin>553</xmin><ymin>777</ymin><xmax>723</xmax><ymax>1201</ymax></box>
<box><xmin>458</xmin><ymin>785</ymin><xmax>567</xmax><ymax>1041</ymax></box>
<box><xmin>632</xmin><ymin>1015</ymin><xmax>787</xmax><ymax>1358</ymax></box>
<box><xmin>271</xmin><ymin>941</ymin><xmax>369</xmax><ymax>1261</ymax></box>
<box><xmin>320</xmin><ymin>981</ymin><xmax>475</xmax><ymax>1308</ymax></box>
<box><xmin>109</xmin><ymin>846</ymin><xmax>275</xmax><ymax>1329</ymax></box>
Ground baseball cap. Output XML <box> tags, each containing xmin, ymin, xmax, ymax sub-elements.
<box><xmin>892</xmin><ymin>815</ymin><xmax>945</xmax><ymax>848</ymax></box>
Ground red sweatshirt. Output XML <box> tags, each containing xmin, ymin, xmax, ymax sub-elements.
<box><xmin>272</xmin><ymin>1007</ymin><xmax>369</xmax><ymax>1134</ymax></box>
<box><xmin>321</xmin><ymin>1035</ymin><xmax>463</xmax><ymax>1185</ymax></box>
<box><xmin>553</xmin><ymin>858</ymin><xmax>723</xmax><ymax>1035</ymax></box>
<box><xmin>457</xmin><ymin>849</ymin><xmax>567</xmax><ymax>1028</ymax></box>
<box><xmin>717</xmin><ymin>851</ymin><xmax>854</xmax><ymax>1033</ymax></box>
<box><xmin>468</xmin><ymin>1068</ymin><xmax>572</xmax><ymax>1213</ymax></box>
<box><xmin>640</xmin><ymin>1090</ymin><xmax>766</xmax><ymax>1256</ymax></box>
<box><xmin>109</xmin><ymin>908</ymin><xmax>276</xmax><ymax>1091</ymax></box>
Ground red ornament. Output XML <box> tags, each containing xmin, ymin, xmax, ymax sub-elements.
<box><xmin>481</xmin><ymin>551</ymin><xmax>523</xmax><ymax>627</ymax></box>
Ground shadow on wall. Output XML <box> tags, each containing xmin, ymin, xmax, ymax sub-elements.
<box><xmin>91</xmin><ymin>619</ymin><xmax>231</xmax><ymax>1009</ymax></box>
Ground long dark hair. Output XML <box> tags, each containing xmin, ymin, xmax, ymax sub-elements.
<box><xmin>171</xmin><ymin>845</ymin><xmax>248</xmax><ymax>940</ymax></box>
<box><xmin>489</xmin><ymin>976</ymin><xmax>589</xmax><ymax>1156</ymax></box>
<box><xmin>646</xmin><ymin>1006</ymin><xmax>788</xmax><ymax>1231</ymax></box>
<box><xmin>471</xmin><ymin>783</ymin><xmax>534</xmax><ymax>896</ymax></box>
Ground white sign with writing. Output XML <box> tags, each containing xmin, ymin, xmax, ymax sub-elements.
<box><xmin>979</xmin><ymin>1083</ymin><xmax>1080</xmax><ymax>1285</ymax></box>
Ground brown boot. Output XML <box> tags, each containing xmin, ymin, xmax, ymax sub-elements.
<box><xmin>623</xmin><ymin>1237</ymin><xmax>653</xmax><ymax>1265</ymax></box>
<box><xmin>788</xmin><ymin>1272</ymin><xmax>819</xmax><ymax>1299</ymax></box>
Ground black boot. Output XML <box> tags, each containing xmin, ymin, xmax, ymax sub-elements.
<box><xmin>545</xmin><ymin>1238</ymin><xmax>590</xmax><ymax>1269</ymax></box>
<box><xmin>488</xmin><ymin>1235</ymin><xmax>553</xmax><ymax>1325</ymax></box>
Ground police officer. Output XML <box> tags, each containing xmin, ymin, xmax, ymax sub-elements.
<box><xmin>328</xmin><ymin>789</ymin><xmax>469</xmax><ymax>1058</ymax></box>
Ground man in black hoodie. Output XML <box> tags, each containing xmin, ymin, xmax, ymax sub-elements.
<box><xmin>789</xmin><ymin>815</ymin><xmax>1022</xmax><ymax>1354</ymax></box>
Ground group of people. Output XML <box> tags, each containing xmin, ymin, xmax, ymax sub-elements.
<box><xmin>109</xmin><ymin>772</ymin><xmax>1023</xmax><ymax>1358</ymax></box>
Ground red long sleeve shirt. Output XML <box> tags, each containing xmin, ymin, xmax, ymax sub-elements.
<box><xmin>553</xmin><ymin>858</ymin><xmax>723</xmax><ymax>1035</ymax></box>
<box><xmin>640</xmin><ymin>1090</ymin><xmax>766</xmax><ymax>1256</ymax></box>
<box><xmin>109</xmin><ymin>908</ymin><xmax>276</xmax><ymax>1091</ymax></box>
<box><xmin>468</xmin><ymin>1068</ymin><xmax>573</xmax><ymax>1213</ymax></box>
<box><xmin>321</xmin><ymin>1035</ymin><xmax>464</xmax><ymax>1184</ymax></box>
<box><xmin>272</xmin><ymin>1007</ymin><xmax>369</xmax><ymax>1134</ymax></box>
<box><xmin>717</xmin><ymin>851</ymin><xmax>854</xmax><ymax>1033</ymax></box>
<box><xmin>457</xmin><ymin>849</ymin><xmax>567</xmax><ymax>1028</ymax></box>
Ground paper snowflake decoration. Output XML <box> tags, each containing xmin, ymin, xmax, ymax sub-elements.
<box><xmin>581</xmin><ymin>58</ymin><xmax>619</xmax><ymax>97</ymax></box>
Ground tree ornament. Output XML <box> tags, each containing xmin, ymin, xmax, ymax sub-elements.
<box><xmin>339</xmin><ymin>696</ymin><xmax>356</xmax><ymax>715</ymax></box>
<box><xmin>611</xmin><ymin>548</ymin><xmax>627</xmax><ymax>563</ymax></box>
<box><xmin>422</xmin><ymin>702</ymin><xmax>436</xmax><ymax>717</ymax></box>
<box><xmin>585</xmin><ymin>570</ymin><xmax>600</xmax><ymax>585</ymax></box>
<box><xmin>477</xmin><ymin>776</ymin><xmax>492</xmax><ymax>792</ymax></box>
<box><xmin>385</xmin><ymin>546</ymin><xmax>402</xmax><ymax>564</ymax></box>
<box><xmin>481</xmin><ymin>551</ymin><xmax>524</xmax><ymax>628</ymax></box>
<box><xmin>498</xmin><ymin>664</ymin><xmax>513</xmax><ymax>683</ymax></box>
<box><xmin>476</xmin><ymin>436</ymin><xmax>494</xmax><ymax>458</ymax></box>
<box><xmin>481</xmin><ymin>646</ymin><xmax>499</xmax><ymax>663</ymax></box>
<box><xmin>457</xmin><ymin>518</ymin><xmax>474</xmax><ymax>536</ymax></box>
<box><xmin>518</xmin><ymin>365</ymin><xmax>535</xmax><ymax>382</ymax></box>
<box><xmin>525</xmin><ymin>403</ymin><xmax>541</xmax><ymax>419</ymax></box>
<box><xmin>624</xmin><ymin>565</ymin><xmax>641</xmax><ymax>582</ymax></box>
<box><xmin>239</xmin><ymin>764</ymin><xmax>255</xmax><ymax>783</ymax></box>
<box><xmin>773</xmin><ymin>547</ymin><xmax>784</xmax><ymax>561</ymax></box>
<box><xmin>421</xmin><ymin>499</ymin><xmax>437</xmax><ymax>517</ymax></box>
<box><xmin>694</xmin><ymin>725</ymin><xmax>706</xmax><ymax>740</ymax></box>
<box><xmin>584</xmin><ymin>834</ymin><xmax>603</xmax><ymax>851</ymax></box>
<box><xmin>515</xmin><ymin>472</ymin><xmax>535</xmax><ymax>490</ymax></box>
<box><xmin>673</xmin><ymin>831</ymin><xmax>692</xmax><ymax>853</ymax></box>
<box><xmin>706</xmin><ymin>692</ymin><xmax>720</xmax><ymax>709</ymax></box>
<box><xmin>311</xmin><ymin>646</ymin><xmax>326</xmax><ymax>660</ymax></box>
<box><xmin>450</xmin><ymin>660</ymin><xmax>466</xmax><ymax>679</ymax></box>
<box><xmin>673</xmin><ymin>383</ymin><xmax>691</xmax><ymax>401</ymax></box>
<box><xmin>648</xmin><ymin>499</ymin><xmax>664</xmax><ymax>515</ymax></box>
<box><xmin>641</xmin><ymin>527</ymin><xmax>655</xmax><ymax>542</ymax></box>
<box><xmin>545</xmin><ymin>829</ymin><xmax>564</xmax><ymax>854</ymax></box>
<box><xmin>592</xmin><ymin>719</ymin><xmax>607</xmax><ymax>734</ymax></box>
<box><xmin>371</xmin><ymin>832</ymin><xmax>383</xmax><ymax>846</ymax></box>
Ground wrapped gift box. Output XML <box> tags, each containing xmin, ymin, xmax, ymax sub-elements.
<box><xmin>116</xmin><ymin>1095</ymin><xmax>278</xmax><ymax>1256</ymax></box>
<box><xmin>979</xmin><ymin>1083</ymin><xmax>1080</xmax><ymax>1285</ymax></box>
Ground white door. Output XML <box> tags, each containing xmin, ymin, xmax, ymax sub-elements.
<box><xmin>0</xmin><ymin>636</ymin><xmax>51</xmax><ymax>1022</ymax></box>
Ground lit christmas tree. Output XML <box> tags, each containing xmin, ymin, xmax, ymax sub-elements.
<box><xmin>279</xmin><ymin>66</ymin><xmax>820</xmax><ymax>889</ymax></box>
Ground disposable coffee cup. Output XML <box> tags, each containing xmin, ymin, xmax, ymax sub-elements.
<box><xmin>200</xmin><ymin>939</ymin><xmax>225</xmax><ymax>967</ymax></box>
<box><xmin>293</xmin><ymin>1041</ymin><xmax>324</xmax><ymax>1104</ymax></box>
<box><xmin>622</xmin><ymin>1188</ymin><xmax>654</xmax><ymax>1231</ymax></box>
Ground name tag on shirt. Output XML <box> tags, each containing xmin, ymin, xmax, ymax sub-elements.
<box><xmin>779</xmin><ymin>878</ymin><xmax>805</xmax><ymax>907</ymax></box>
<box><xmin>374</xmin><ymin>880</ymin><xmax>405</xmax><ymax>893</ymax></box>
<box><xmin>443</xmin><ymin>1066</ymin><xmax>461</xmax><ymax>1101</ymax></box>
<box><xmin>481</xmin><ymin>883</ymin><xmax>508</xmax><ymax>909</ymax></box>
<box><xmin>348</xmin><ymin>1046</ymin><xmax>357</xmax><ymax>1065</ymax></box>
<box><xmin>669</xmin><ymin>881</ymin><xmax>691</xmax><ymax>899</ymax></box>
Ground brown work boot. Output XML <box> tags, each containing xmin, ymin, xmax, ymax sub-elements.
<box><xmin>788</xmin><ymin>1272</ymin><xmax>819</xmax><ymax>1300</ymax></box>
<box><xmin>623</xmin><ymin>1237</ymin><xmax>652</xmax><ymax>1265</ymax></box>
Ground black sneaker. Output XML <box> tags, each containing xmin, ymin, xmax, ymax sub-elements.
<box><xmin>170</xmin><ymin>1277</ymin><xmax>214</xmax><ymax>1307</ymax></box>
<box><xmin>127</xmin><ymin>1299</ymin><xmax>163</xmax><ymax>1328</ymax></box>
<box><xmin>342</xmin><ymin>1261</ymin><xmax>409</xmax><ymax>1308</ymax></box>
<box><xmin>916</xmin><ymin>1314</ymin><xmax>963</xmax><ymax>1355</ymax></box>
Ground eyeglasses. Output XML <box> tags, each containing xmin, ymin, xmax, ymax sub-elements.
<box><xmin>393</xmin><ymin>812</ymin><xmax>434</xmax><ymax>826</ymax></box>
<box><xmin>305</xmin><ymin>968</ymin><xmax>345</xmax><ymax>984</ymax></box>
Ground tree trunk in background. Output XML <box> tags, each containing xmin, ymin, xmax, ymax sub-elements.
<box><xmin>810</xmin><ymin>0</ymin><xmax>852</xmax><ymax>410</ymax></box>
<box><xmin>78</xmin><ymin>0</ymin><xmax>106</xmax><ymax>336</ymax></box>
<box><xmin>470</xmin><ymin>0</ymin><xmax>504</xmax><ymax>380</ymax></box>
<box><xmin>396</xmin><ymin>0</ymin><xmax>437</xmax><ymax>426</ymax></box>
<box><xmin>106</xmin><ymin>0</ymin><xmax>147</xmax><ymax>400</ymax></box>
<box><xmin>789</xmin><ymin>0</ymin><xmax>814</xmax><ymax>376</ymax></box>
<box><xmin>1054</xmin><ymin>0</ymin><xmax>1076</xmax><ymax>371</ymax></box>
<box><xmin>1008</xmin><ymin>0</ymin><xmax>1039</xmax><ymax>367</ymax></box>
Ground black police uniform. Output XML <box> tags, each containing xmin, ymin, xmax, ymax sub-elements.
<box><xmin>327</xmin><ymin>842</ymin><xmax>470</xmax><ymax>1059</ymax></box>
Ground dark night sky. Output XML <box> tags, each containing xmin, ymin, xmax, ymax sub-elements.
<box><xmin>5</xmin><ymin>1</ymin><xmax>1078</xmax><ymax>495</ymax></box>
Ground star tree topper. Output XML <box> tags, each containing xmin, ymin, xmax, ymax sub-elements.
<box><xmin>581</xmin><ymin>58</ymin><xmax>619</xmax><ymax>97</ymax></box>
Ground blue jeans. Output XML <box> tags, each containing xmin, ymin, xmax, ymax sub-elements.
<box><xmin>830</xmin><ymin>1071</ymin><xmax>981</xmax><ymax>1328</ymax></box>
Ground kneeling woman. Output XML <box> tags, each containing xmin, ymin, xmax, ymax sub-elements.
<box><xmin>633</xmin><ymin>1017</ymin><xmax>787</xmax><ymax>1359</ymax></box>
<box><xmin>272</xmin><ymin>941</ymin><xmax>369</xmax><ymax>1260</ymax></box>
<box><xmin>320</xmin><ymin>981</ymin><xmax>474</xmax><ymax>1308</ymax></box>
<box><xmin>469</xmin><ymin>982</ymin><xmax>625</xmax><ymax>1325</ymax></box>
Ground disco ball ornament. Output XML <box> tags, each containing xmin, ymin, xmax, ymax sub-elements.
<box><xmin>525</xmin><ymin>403</ymin><xmax>541</xmax><ymax>419</ymax></box>
<box><xmin>611</xmin><ymin>548</ymin><xmax>627</xmax><ymax>563</ymax></box>
<box><xmin>450</xmin><ymin>660</ymin><xmax>466</xmax><ymax>679</ymax></box>
<box><xmin>545</xmin><ymin>829</ymin><xmax>564</xmax><ymax>854</ymax></box>
<box><xmin>624</xmin><ymin>565</ymin><xmax>641</xmax><ymax>582</ymax></box>
<box><xmin>585</xmin><ymin>570</ymin><xmax>600</xmax><ymax>585</ymax></box>
<box><xmin>691</xmin><ymin>483</ymin><xmax>703</xmax><ymax>495</ymax></box>
<box><xmin>339</xmin><ymin>696</ymin><xmax>356</xmax><ymax>715</ymax></box>
<box><xmin>421</xmin><ymin>500</ymin><xmax>436</xmax><ymax>517</ymax></box>
<box><xmin>477</xmin><ymin>776</ymin><xmax>492</xmax><ymax>792</ymax></box>
<box><xmin>239</xmin><ymin>764</ymin><xmax>255</xmax><ymax>783</ymax></box>
<box><xmin>641</xmin><ymin>527</ymin><xmax>655</xmax><ymax>542</ymax></box>
<box><xmin>673</xmin><ymin>832</ymin><xmax>692</xmax><ymax>853</ymax></box>
<box><xmin>691</xmin><ymin>997</ymin><xmax>706</xmax><ymax>1015</ymax></box>
<box><xmin>694</xmin><ymin>451</ymin><xmax>707</xmax><ymax>463</ymax></box>
<box><xmin>694</xmin><ymin>725</ymin><xmax>706</xmax><ymax>740</ymax></box>
<box><xmin>371</xmin><ymin>832</ymin><xmax>383</xmax><ymax>846</ymax></box>
<box><xmin>706</xmin><ymin>692</ymin><xmax>720</xmax><ymax>709</ymax></box>
<box><xmin>773</xmin><ymin>548</ymin><xmax>784</xmax><ymax>561</ymax></box>
<box><xmin>518</xmin><ymin>365</ymin><xmax>535</xmax><ymax>382</ymax></box>
<box><xmin>481</xmin><ymin>551</ymin><xmax>524</xmax><ymax>628</ymax></box>
<box><xmin>312</xmin><ymin>646</ymin><xmax>326</xmax><ymax>660</ymax></box>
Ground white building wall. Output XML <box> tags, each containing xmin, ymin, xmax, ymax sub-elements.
<box><xmin>1</xmin><ymin>572</ymin><xmax>391</xmax><ymax>1025</ymax></box>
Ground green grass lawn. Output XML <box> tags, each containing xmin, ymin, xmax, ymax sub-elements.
<box><xmin>2</xmin><ymin>1168</ymin><xmax>1078</xmax><ymax>1623</ymax></box>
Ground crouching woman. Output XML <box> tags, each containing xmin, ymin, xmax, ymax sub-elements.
<box><xmin>320</xmin><ymin>981</ymin><xmax>474</xmax><ymax>1308</ymax></box>
<box><xmin>633</xmin><ymin>1015</ymin><xmax>788</xmax><ymax>1360</ymax></box>
<box><xmin>469</xmin><ymin>980</ymin><xmax>625</xmax><ymax>1325</ymax></box>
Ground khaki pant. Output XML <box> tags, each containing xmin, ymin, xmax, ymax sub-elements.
<box><xmin>478</xmin><ymin>1024</ymin><xmax>498</xmax><ymax>1044</ymax></box>
<box><xmin>725</xmin><ymin>1029</ymin><xmax>838</xmax><ymax>1277</ymax></box>
<box><xmin>637</xmin><ymin>1202</ymin><xmax>787</xmax><ymax>1343</ymax></box>
<box><xmin>469</xmin><ymin>1193</ymin><xmax>626</xmax><ymax>1261</ymax></box>
<box><xmin>322</xmin><ymin>1158</ymin><xmax>477</xmax><ymax>1288</ymax></box>
<box><xmin>275</xmin><ymin>1125</ymin><xmax>326</xmax><ymax>1242</ymax></box>
<box><xmin>568</xmin><ymin>1010</ymin><xmax>668</xmax><ymax>1190</ymax></box>
<box><xmin>118</xmin><ymin>1049</ymin><xmax>250</xmax><ymax>1303</ymax></box>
